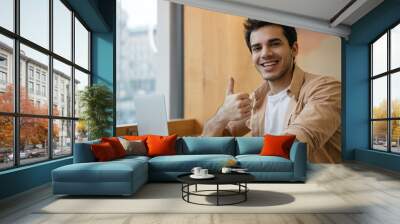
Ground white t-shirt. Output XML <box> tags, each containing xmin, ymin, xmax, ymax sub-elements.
<box><xmin>264</xmin><ymin>89</ymin><xmax>295</xmax><ymax>135</ymax></box>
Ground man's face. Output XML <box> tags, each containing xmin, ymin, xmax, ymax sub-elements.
<box><xmin>250</xmin><ymin>25</ymin><xmax>298</xmax><ymax>81</ymax></box>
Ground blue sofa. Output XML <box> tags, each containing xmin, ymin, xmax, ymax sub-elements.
<box><xmin>52</xmin><ymin>137</ymin><xmax>307</xmax><ymax>196</ymax></box>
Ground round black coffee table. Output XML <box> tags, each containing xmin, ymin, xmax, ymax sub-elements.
<box><xmin>177</xmin><ymin>173</ymin><xmax>255</xmax><ymax>206</ymax></box>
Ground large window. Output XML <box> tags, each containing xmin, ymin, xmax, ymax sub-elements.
<box><xmin>0</xmin><ymin>0</ymin><xmax>91</xmax><ymax>171</ymax></box>
<box><xmin>371</xmin><ymin>23</ymin><xmax>400</xmax><ymax>153</ymax></box>
<box><xmin>116</xmin><ymin>0</ymin><xmax>158</xmax><ymax>125</ymax></box>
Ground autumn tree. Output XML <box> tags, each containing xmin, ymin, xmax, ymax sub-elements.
<box><xmin>372</xmin><ymin>99</ymin><xmax>400</xmax><ymax>143</ymax></box>
<box><xmin>0</xmin><ymin>84</ymin><xmax>60</xmax><ymax>152</ymax></box>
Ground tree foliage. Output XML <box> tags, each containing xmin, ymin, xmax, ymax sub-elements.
<box><xmin>0</xmin><ymin>85</ymin><xmax>59</xmax><ymax>150</ymax></box>
<box><xmin>372</xmin><ymin>99</ymin><xmax>400</xmax><ymax>141</ymax></box>
<box><xmin>79</xmin><ymin>84</ymin><xmax>113</xmax><ymax>140</ymax></box>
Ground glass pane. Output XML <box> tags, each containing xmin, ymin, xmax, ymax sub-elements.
<box><xmin>372</xmin><ymin>33</ymin><xmax>387</xmax><ymax>76</ymax></box>
<box><xmin>391</xmin><ymin>24</ymin><xmax>400</xmax><ymax>70</ymax></box>
<box><xmin>391</xmin><ymin>120</ymin><xmax>400</xmax><ymax>153</ymax></box>
<box><xmin>75</xmin><ymin>120</ymin><xmax>88</xmax><ymax>143</ymax></box>
<box><xmin>20</xmin><ymin>117</ymin><xmax>49</xmax><ymax>165</ymax></box>
<box><xmin>20</xmin><ymin>44</ymin><xmax>49</xmax><ymax>115</ymax></box>
<box><xmin>0</xmin><ymin>34</ymin><xmax>14</xmax><ymax>112</ymax></box>
<box><xmin>372</xmin><ymin>77</ymin><xmax>387</xmax><ymax>119</ymax></box>
<box><xmin>372</xmin><ymin>121</ymin><xmax>387</xmax><ymax>151</ymax></box>
<box><xmin>53</xmin><ymin>0</ymin><xmax>72</xmax><ymax>60</ymax></box>
<box><xmin>392</xmin><ymin>72</ymin><xmax>400</xmax><ymax>118</ymax></box>
<box><xmin>0</xmin><ymin>0</ymin><xmax>14</xmax><ymax>31</ymax></box>
<box><xmin>20</xmin><ymin>0</ymin><xmax>49</xmax><ymax>49</ymax></box>
<box><xmin>53</xmin><ymin>119</ymin><xmax>72</xmax><ymax>157</ymax></box>
<box><xmin>117</xmin><ymin>0</ymin><xmax>158</xmax><ymax>125</ymax></box>
<box><xmin>53</xmin><ymin>59</ymin><xmax>72</xmax><ymax>117</ymax></box>
<box><xmin>74</xmin><ymin>69</ymin><xmax>89</xmax><ymax>118</ymax></box>
<box><xmin>0</xmin><ymin>116</ymin><xmax>13</xmax><ymax>170</ymax></box>
<box><xmin>74</xmin><ymin>18</ymin><xmax>89</xmax><ymax>70</ymax></box>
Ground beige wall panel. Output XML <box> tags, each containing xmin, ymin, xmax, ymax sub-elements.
<box><xmin>184</xmin><ymin>6</ymin><xmax>262</xmax><ymax>131</ymax></box>
<box><xmin>297</xmin><ymin>29</ymin><xmax>341</xmax><ymax>81</ymax></box>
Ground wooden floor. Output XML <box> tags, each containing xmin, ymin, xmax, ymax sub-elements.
<box><xmin>1</xmin><ymin>162</ymin><xmax>400</xmax><ymax>224</ymax></box>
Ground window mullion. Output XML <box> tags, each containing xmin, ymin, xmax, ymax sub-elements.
<box><xmin>49</xmin><ymin>0</ymin><xmax>54</xmax><ymax>160</ymax></box>
<box><xmin>370</xmin><ymin>45</ymin><xmax>373</xmax><ymax>149</ymax></box>
<box><xmin>13</xmin><ymin>0</ymin><xmax>20</xmax><ymax>167</ymax></box>
<box><xmin>388</xmin><ymin>30</ymin><xmax>391</xmax><ymax>152</ymax></box>
<box><xmin>71</xmin><ymin>10</ymin><xmax>76</xmax><ymax>154</ymax></box>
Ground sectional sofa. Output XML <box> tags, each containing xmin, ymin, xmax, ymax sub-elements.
<box><xmin>52</xmin><ymin>137</ymin><xmax>307</xmax><ymax>196</ymax></box>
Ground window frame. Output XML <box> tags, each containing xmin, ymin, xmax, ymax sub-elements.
<box><xmin>0</xmin><ymin>0</ymin><xmax>92</xmax><ymax>171</ymax></box>
<box><xmin>370</xmin><ymin>20</ymin><xmax>400</xmax><ymax>154</ymax></box>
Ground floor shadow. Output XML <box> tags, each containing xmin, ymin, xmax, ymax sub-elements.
<box><xmin>203</xmin><ymin>190</ymin><xmax>295</xmax><ymax>207</ymax></box>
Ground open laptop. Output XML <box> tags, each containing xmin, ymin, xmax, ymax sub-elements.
<box><xmin>134</xmin><ymin>94</ymin><xmax>169</xmax><ymax>136</ymax></box>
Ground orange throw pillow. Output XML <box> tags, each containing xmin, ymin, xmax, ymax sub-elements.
<box><xmin>91</xmin><ymin>142</ymin><xmax>117</xmax><ymax>161</ymax></box>
<box><xmin>260</xmin><ymin>134</ymin><xmax>296</xmax><ymax>159</ymax></box>
<box><xmin>146</xmin><ymin>134</ymin><xmax>177</xmax><ymax>157</ymax></box>
<box><xmin>101</xmin><ymin>137</ymin><xmax>127</xmax><ymax>158</ymax></box>
<box><xmin>124</xmin><ymin>135</ymin><xmax>148</xmax><ymax>142</ymax></box>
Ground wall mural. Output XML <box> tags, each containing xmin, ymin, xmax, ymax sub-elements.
<box><xmin>184</xmin><ymin>6</ymin><xmax>342</xmax><ymax>163</ymax></box>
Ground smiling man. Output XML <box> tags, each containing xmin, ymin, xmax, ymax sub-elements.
<box><xmin>202</xmin><ymin>19</ymin><xmax>341</xmax><ymax>163</ymax></box>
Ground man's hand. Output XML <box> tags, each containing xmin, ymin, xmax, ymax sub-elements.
<box><xmin>216</xmin><ymin>77</ymin><xmax>252</xmax><ymax>122</ymax></box>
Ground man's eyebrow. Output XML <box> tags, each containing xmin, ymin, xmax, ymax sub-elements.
<box><xmin>268</xmin><ymin>38</ymin><xmax>282</xmax><ymax>43</ymax></box>
<box><xmin>250</xmin><ymin>43</ymin><xmax>261</xmax><ymax>49</ymax></box>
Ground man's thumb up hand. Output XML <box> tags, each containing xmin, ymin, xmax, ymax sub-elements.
<box><xmin>218</xmin><ymin>77</ymin><xmax>252</xmax><ymax>122</ymax></box>
<box><xmin>226</xmin><ymin>77</ymin><xmax>234</xmax><ymax>96</ymax></box>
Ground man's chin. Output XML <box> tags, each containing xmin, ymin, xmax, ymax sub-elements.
<box><xmin>261</xmin><ymin>72</ymin><xmax>281</xmax><ymax>81</ymax></box>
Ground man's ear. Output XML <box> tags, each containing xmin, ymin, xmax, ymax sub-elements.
<box><xmin>291</xmin><ymin>41</ymin><xmax>299</xmax><ymax>59</ymax></box>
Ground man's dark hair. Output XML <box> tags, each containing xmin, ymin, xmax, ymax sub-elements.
<box><xmin>244</xmin><ymin>19</ymin><xmax>297</xmax><ymax>52</ymax></box>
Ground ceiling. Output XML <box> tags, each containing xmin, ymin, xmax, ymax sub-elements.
<box><xmin>167</xmin><ymin>0</ymin><xmax>384</xmax><ymax>38</ymax></box>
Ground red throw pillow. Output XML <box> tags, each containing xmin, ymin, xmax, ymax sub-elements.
<box><xmin>91</xmin><ymin>142</ymin><xmax>117</xmax><ymax>161</ymax></box>
<box><xmin>260</xmin><ymin>134</ymin><xmax>296</xmax><ymax>159</ymax></box>
<box><xmin>146</xmin><ymin>134</ymin><xmax>177</xmax><ymax>157</ymax></box>
<box><xmin>101</xmin><ymin>137</ymin><xmax>127</xmax><ymax>158</ymax></box>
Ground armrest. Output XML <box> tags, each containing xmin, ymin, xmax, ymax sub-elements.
<box><xmin>289</xmin><ymin>141</ymin><xmax>307</xmax><ymax>181</ymax></box>
<box><xmin>73</xmin><ymin>140</ymin><xmax>100</xmax><ymax>163</ymax></box>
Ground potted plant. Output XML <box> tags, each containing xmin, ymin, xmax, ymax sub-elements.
<box><xmin>79</xmin><ymin>84</ymin><xmax>113</xmax><ymax>140</ymax></box>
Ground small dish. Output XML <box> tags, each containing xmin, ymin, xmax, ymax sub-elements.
<box><xmin>190</xmin><ymin>174</ymin><xmax>215</xmax><ymax>179</ymax></box>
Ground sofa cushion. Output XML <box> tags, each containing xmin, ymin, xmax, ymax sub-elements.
<box><xmin>147</xmin><ymin>134</ymin><xmax>177</xmax><ymax>157</ymax></box>
<box><xmin>119</xmin><ymin>138</ymin><xmax>147</xmax><ymax>156</ymax></box>
<box><xmin>115</xmin><ymin>155</ymin><xmax>150</xmax><ymax>163</ymax></box>
<box><xmin>52</xmin><ymin>159</ymin><xmax>147</xmax><ymax>183</ymax></box>
<box><xmin>236</xmin><ymin>137</ymin><xmax>263</xmax><ymax>155</ymax></box>
<box><xmin>260</xmin><ymin>134</ymin><xmax>296</xmax><ymax>159</ymax></box>
<box><xmin>91</xmin><ymin>142</ymin><xmax>118</xmax><ymax>161</ymax></box>
<box><xmin>101</xmin><ymin>137</ymin><xmax>127</xmax><ymax>158</ymax></box>
<box><xmin>123</xmin><ymin>135</ymin><xmax>148</xmax><ymax>141</ymax></box>
<box><xmin>148</xmin><ymin>154</ymin><xmax>235</xmax><ymax>172</ymax></box>
<box><xmin>73</xmin><ymin>140</ymin><xmax>100</xmax><ymax>163</ymax></box>
<box><xmin>179</xmin><ymin>137</ymin><xmax>235</xmax><ymax>155</ymax></box>
<box><xmin>236</xmin><ymin>155</ymin><xmax>293</xmax><ymax>172</ymax></box>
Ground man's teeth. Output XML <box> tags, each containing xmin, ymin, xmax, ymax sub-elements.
<box><xmin>261</xmin><ymin>61</ymin><xmax>278</xmax><ymax>67</ymax></box>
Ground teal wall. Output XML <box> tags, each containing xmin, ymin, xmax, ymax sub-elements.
<box><xmin>0</xmin><ymin>158</ymin><xmax>72</xmax><ymax>199</ymax></box>
<box><xmin>344</xmin><ymin>0</ymin><xmax>400</xmax><ymax>171</ymax></box>
<box><xmin>91</xmin><ymin>32</ymin><xmax>115</xmax><ymax>135</ymax></box>
<box><xmin>0</xmin><ymin>0</ymin><xmax>116</xmax><ymax>200</ymax></box>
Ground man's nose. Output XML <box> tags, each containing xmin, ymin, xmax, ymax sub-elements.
<box><xmin>260</xmin><ymin>46</ymin><xmax>272</xmax><ymax>58</ymax></box>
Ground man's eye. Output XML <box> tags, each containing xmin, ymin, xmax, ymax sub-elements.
<box><xmin>271</xmin><ymin>42</ymin><xmax>281</xmax><ymax>47</ymax></box>
<box><xmin>252</xmin><ymin>47</ymin><xmax>261</xmax><ymax>52</ymax></box>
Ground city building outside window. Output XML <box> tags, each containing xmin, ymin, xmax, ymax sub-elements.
<box><xmin>28</xmin><ymin>81</ymin><xmax>34</xmax><ymax>94</ymax></box>
<box><xmin>0</xmin><ymin>71</ymin><xmax>6</xmax><ymax>85</ymax></box>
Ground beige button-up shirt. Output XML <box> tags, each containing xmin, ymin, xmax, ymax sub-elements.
<box><xmin>225</xmin><ymin>66</ymin><xmax>342</xmax><ymax>163</ymax></box>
